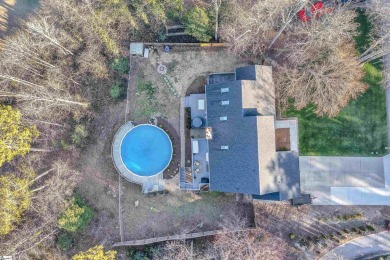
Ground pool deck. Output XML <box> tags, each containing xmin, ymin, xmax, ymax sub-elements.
<box><xmin>112</xmin><ymin>121</ymin><xmax>165</xmax><ymax>193</ymax></box>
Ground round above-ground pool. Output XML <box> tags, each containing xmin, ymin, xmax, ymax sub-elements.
<box><xmin>120</xmin><ymin>124</ymin><xmax>172</xmax><ymax>177</ymax></box>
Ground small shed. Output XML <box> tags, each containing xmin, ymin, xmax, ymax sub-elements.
<box><xmin>130</xmin><ymin>42</ymin><xmax>144</xmax><ymax>56</ymax></box>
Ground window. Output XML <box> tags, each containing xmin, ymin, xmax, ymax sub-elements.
<box><xmin>221</xmin><ymin>145</ymin><xmax>229</xmax><ymax>150</ymax></box>
<box><xmin>221</xmin><ymin>88</ymin><xmax>229</xmax><ymax>93</ymax></box>
<box><xmin>221</xmin><ymin>100</ymin><xmax>229</xmax><ymax>106</ymax></box>
<box><xmin>220</xmin><ymin>116</ymin><xmax>227</xmax><ymax>121</ymax></box>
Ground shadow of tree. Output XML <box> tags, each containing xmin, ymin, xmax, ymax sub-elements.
<box><xmin>0</xmin><ymin>0</ymin><xmax>39</xmax><ymax>38</ymax></box>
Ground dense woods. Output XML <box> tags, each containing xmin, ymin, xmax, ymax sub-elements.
<box><xmin>0</xmin><ymin>0</ymin><xmax>214</xmax><ymax>257</ymax></box>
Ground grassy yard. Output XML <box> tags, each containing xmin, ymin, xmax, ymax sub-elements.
<box><xmin>285</xmin><ymin>11</ymin><xmax>388</xmax><ymax>156</ymax></box>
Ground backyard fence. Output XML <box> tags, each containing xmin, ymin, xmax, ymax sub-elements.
<box><xmin>112</xmin><ymin>228</ymin><xmax>254</xmax><ymax>247</ymax></box>
<box><xmin>142</xmin><ymin>42</ymin><xmax>229</xmax><ymax>47</ymax></box>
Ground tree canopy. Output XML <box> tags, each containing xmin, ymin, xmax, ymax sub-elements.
<box><xmin>0</xmin><ymin>105</ymin><xmax>38</xmax><ymax>167</ymax></box>
<box><xmin>0</xmin><ymin>165</ymin><xmax>35</xmax><ymax>236</ymax></box>
<box><xmin>72</xmin><ymin>246</ymin><xmax>116</xmax><ymax>260</ymax></box>
<box><xmin>277</xmin><ymin>9</ymin><xmax>366</xmax><ymax>116</ymax></box>
<box><xmin>184</xmin><ymin>6</ymin><xmax>212</xmax><ymax>42</ymax></box>
<box><xmin>58</xmin><ymin>196</ymin><xmax>94</xmax><ymax>232</ymax></box>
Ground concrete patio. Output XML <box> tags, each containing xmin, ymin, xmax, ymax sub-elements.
<box><xmin>184</xmin><ymin>93</ymin><xmax>207</xmax><ymax>124</ymax></box>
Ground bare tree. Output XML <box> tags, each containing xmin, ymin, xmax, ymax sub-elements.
<box><xmin>220</xmin><ymin>0</ymin><xmax>310</xmax><ymax>57</ymax></box>
<box><xmin>26</xmin><ymin>17</ymin><xmax>74</xmax><ymax>55</ymax></box>
<box><xmin>211</xmin><ymin>229</ymin><xmax>288</xmax><ymax>260</ymax></box>
<box><xmin>212</xmin><ymin>0</ymin><xmax>222</xmax><ymax>41</ymax></box>
<box><xmin>220</xmin><ymin>0</ymin><xmax>292</xmax><ymax>57</ymax></box>
<box><xmin>0</xmin><ymin>159</ymin><xmax>80</xmax><ymax>259</ymax></box>
<box><xmin>268</xmin><ymin>0</ymin><xmax>309</xmax><ymax>49</ymax></box>
<box><xmin>0</xmin><ymin>25</ymin><xmax>88</xmax><ymax>124</ymax></box>
<box><xmin>275</xmin><ymin>7</ymin><xmax>367</xmax><ymax>116</ymax></box>
<box><xmin>160</xmin><ymin>241</ymin><xmax>199</xmax><ymax>260</ymax></box>
<box><xmin>358</xmin><ymin>0</ymin><xmax>390</xmax><ymax>63</ymax></box>
<box><xmin>220</xmin><ymin>1</ymin><xmax>366</xmax><ymax>116</ymax></box>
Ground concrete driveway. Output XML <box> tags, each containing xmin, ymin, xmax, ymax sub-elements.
<box><xmin>321</xmin><ymin>231</ymin><xmax>390</xmax><ymax>260</ymax></box>
<box><xmin>300</xmin><ymin>156</ymin><xmax>390</xmax><ymax>205</ymax></box>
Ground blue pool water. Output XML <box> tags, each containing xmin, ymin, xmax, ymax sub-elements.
<box><xmin>120</xmin><ymin>125</ymin><xmax>172</xmax><ymax>177</ymax></box>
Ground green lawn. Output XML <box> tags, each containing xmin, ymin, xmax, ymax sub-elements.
<box><xmin>285</xmin><ymin>11</ymin><xmax>388</xmax><ymax>156</ymax></box>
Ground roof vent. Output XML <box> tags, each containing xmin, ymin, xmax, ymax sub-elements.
<box><xmin>221</xmin><ymin>145</ymin><xmax>229</xmax><ymax>150</ymax></box>
<box><xmin>221</xmin><ymin>100</ymin><xmax>229</xmax><ymax>106</ymax></box>
<box><xmin>220</xmin><ymin>116</ymin><xmax>227</xmax><ymax>121</ymax></box>
<box><xmin>221</xmin><ymin>88</ymin><xmax>229</xmax><ymax>93</ymax></box>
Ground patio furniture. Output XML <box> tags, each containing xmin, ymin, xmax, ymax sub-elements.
<box><xmin>192</xmin><ymin>117</ymin><xmax>203</xmax><ymax>128</ymax></box>
<box><xmin>194</xmin><ymin>160</ymin><xmax>200</xmax><ymax>166</ymax></box>
<box><xmin>194</xmin><ymin>168</ymin><xmax>200</xmax><ymax>173</ymax></box>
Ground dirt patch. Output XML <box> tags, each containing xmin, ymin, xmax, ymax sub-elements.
<box><xmin>70</xmin><ymin>101</ymin><xmax>126</xmax><ymax>252</ymax></box>
<box><xmin>254</xmin><ymin>202</ymin><xmax>390</xmax><ymax>259</ymax></box>
<box><xmin>128</xmin><ymin>48</ymin><xmax>248</xmax><ymax>135</ymax></box>
<box><xmin>121</xmin><ymin>191</ymin><xmax>254</xmax><ymax>240</ymax></box>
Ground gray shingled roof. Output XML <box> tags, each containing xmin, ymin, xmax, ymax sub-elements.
<box><xmin>205</xmin><ymin>65</ymin><xmax>300</xmax><ymax>199</ymax></box>
<box><xmin>206</xmin><ymin>80</ymin><xmax>261</xmax><ymax>194</ymax></box>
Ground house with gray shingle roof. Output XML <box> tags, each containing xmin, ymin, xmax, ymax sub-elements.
<box><xmin>182</xmin><ymin>65</ymin><xmax>301</xmax><ymax>200</ymax></box>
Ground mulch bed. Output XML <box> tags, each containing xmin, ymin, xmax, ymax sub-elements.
<box><xmin>156</xmin><ymin>117</ymin><xmax>181</xmax><ymax>179</ymax></box>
